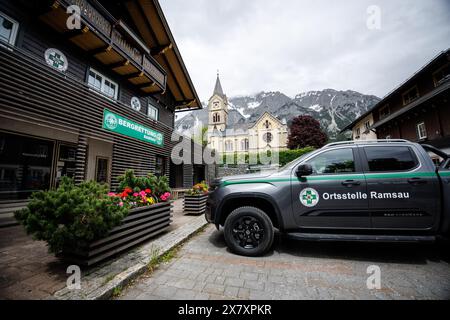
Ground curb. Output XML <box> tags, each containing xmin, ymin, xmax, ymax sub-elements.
<box><xmin>53</xmin><ymin>215</ymin><xmax>208</xmax><ymax>300</ymax></box>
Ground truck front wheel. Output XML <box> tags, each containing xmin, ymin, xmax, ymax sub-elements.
<box><xmin>224</xmin><ymin>206</ymin><xmax>274</xmax><ymax>257</ymax></box>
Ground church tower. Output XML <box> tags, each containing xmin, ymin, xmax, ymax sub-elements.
<box><xmin>208</xmin><ymin>72</ymin><xmax>228</xmax><ymax>133</ymax></box>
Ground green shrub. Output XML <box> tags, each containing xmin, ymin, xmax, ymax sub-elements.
<box><xmin>278</xmin><ymin>147</ymin><xmax>315</xmax><ymax>166</ymax></box>
<box><xmin>14</xmin><ymin>177</ymin><xmax>128</xmax><ymax>254</ymax></box>
<box><xmin>220</xmin><ymin>147</ymin><xmax>315</xmax><ymax>167</ymax></box>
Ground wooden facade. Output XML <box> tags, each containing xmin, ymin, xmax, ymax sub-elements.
<box><xmin>0</xmin><ymin>0</ymin><xmax>204</xmax><ymax>227</ymax></box>
<box><xmin>343</xmin><ymin>49</ymin><xmax>450</xmax><ymax>154</ymax></box>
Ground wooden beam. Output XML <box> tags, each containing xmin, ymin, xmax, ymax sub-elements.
<box><xmin>126</xmin><ymin>71</ymin><xmax>145</xmax><ymax>80</ymax></box>
<box><xmin>175</xmin><ymin>99</ymin><xmax>196</xmax><ymax>109</ymax></box>
<box><xmin>138</xmin><ymin>81</ymin><xmax>157</xmax><ymax>89</ymax></box>
<box><xmin>88</xmin><ymin>45</ymin><xmax>113</xmax><ymax>56</ymax></box>
<box><xmin>134</xmin><ymin>2</ymin><xmax>186</xmax><ymax>101</ymax></box>
<box><xmin>63</xmin><ymin>26</ymin><xmax>90</xmax><ymax>40</ymax></box>
<box><xmin>109</xmin><ymin>60</ymin><xmax>130</xmax><ymax>69</ymax></box>
<box><xmin>150</xmin><ymin>43</ymin><xmax>173</xmax><ymax>56</ymax></box>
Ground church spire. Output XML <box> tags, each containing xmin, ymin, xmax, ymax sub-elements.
<box><xmin>213</xmin><ymin>71</ymin><xmax>224</xmax><ymax>97</ymax></box>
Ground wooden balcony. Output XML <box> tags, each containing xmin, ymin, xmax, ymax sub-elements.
<box><xmin>38</xmin><ymin>0</ymin><xmax>167</xmax><ymax>93</ymax></box>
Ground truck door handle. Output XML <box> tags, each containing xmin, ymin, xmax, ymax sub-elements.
<box><xmin>407</xmin><ymin>178</ymin><xmax>427</xmax><ymax>185</ymax></box>
<box><xmin>342</xmin><ymin>180</ymin><xmax>361</xmax><ymax>186</ymax></box>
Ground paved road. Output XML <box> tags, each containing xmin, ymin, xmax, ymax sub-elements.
<box><xmin>120</xmin><ymin>225</ymin><xmax>450</xmax><ymax>300</ymax></box>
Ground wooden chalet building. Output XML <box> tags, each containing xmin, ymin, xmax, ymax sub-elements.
<box><xmin>342</xmin><ymin>49</ymin><xmax>450</xmax><ymax>155</ymax></box>
<box><xmin>0</xmin><ymin>0</ymin><xmax>204</xmax><ymax>227</ymax></box>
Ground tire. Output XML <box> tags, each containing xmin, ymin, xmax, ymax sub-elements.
<box><xmin>224</xmin><ymin>206</ymin><xmax>274</xmax><ymax>257</ymax></box>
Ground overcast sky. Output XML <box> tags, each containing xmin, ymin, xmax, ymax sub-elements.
<box><xmin>160</xmin><ymin>0</ymin><xmax>450</xmax><ymax>102</ymax></box>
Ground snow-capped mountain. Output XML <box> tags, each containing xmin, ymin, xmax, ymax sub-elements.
<box><xmin>175</xmin><ymin>89</ymin><xmax>380</xmax><ymax>140</ymax></box>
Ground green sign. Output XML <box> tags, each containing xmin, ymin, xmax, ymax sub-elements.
<box><xmin>102</xmin><ymin>109</ymin><xmax>164</xmax><ymax>147</ymax></box>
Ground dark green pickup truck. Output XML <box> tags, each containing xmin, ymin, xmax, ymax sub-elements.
<box><xmin>206</xmin><ymin>140</ymin><xmax>450</xmax><ymax>256</ymax></box>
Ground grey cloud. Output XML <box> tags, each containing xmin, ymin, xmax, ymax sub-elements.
<box><xmin>161</xmin><ymin>0</ymin><xmax>450</xmax><ymax>101</ymax></box>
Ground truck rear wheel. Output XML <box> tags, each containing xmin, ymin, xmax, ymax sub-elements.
<box><xmin>224</xmin><ymin>206</ymin><xmax>274</xmax><ymax>257</ymax></box>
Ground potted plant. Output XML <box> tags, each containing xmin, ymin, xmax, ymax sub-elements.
<box><xmin>183</xmin><ymin>181</ymin><xmax>209</xmax><ymax>216</ymax></box>
<box><xmin>15</xmin><ymin>170</ymin><xmax>172</xmax><ymax>266</ymax></box>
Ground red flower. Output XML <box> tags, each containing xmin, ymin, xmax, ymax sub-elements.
<box><xmin>124</xmin><ymin>187</ymin><xmax>133</xmax><ymax>194</ymax></box>
<box><xmin>145</xmin><ymin>189</ymin><xmax>151</xmax><ymax>194</ymax></box>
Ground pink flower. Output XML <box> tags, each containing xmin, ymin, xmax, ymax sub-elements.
<box><xmin>160</xmin><ymin>192</ymin><xmax>171</xmax><ymax>202</ymax></box>
<box><xmin>119</xmin><ymin>202</ymin><xmax>124</xmax><ymax>207</ymax></box>
<box><xmin>139</xmin><ymin>191</ymin><xmax>147</xmax><ymax>197</ymax></box>
<box><xmin>133</xmin><ymin>192</ymin><xmax>139</xmax><ymax>197</ymax></box>
<box><xmin>108</xmin><ymin>192</ymin><xmax>116</xmax><ymax>197</ymax></box>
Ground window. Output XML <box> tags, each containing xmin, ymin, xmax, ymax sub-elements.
<box><xmin>241</xmin><ymin>139</ymin><xmax>249</xmax><ymax>151</ymax></box>
<box><xmin>305</xmin><ymin>148</ymin><xmax>355</xmax><ymax>175</ymax></box>
<box><xmin>95</xmin><ymin>157</ymin><xmax>109</xmax><ymax>184</ymax></box>
<box><xmin>225</xmin><ymin>140</ymin><xmax>233</xmax><ymax>152</ymax></box>
<box><xmin>433</xmin><ymin>64</ymin><xmax>450</xmax><ymax>87</ymax></box>
<box><xmin>263</xmin><ymin>132</ymin><xmax>273</xmax><ymax>143</ymax></box>
<box><xmin>364</xmin><ymin>146</ymin><xmax>418</xmax><ymax>172</ymax></box>
<box><xmin>213</xmin><ymin>113</ymin><xmax>220</xmax><ymax>123</ymax></box>
<box><xmin>88</xmin><ymin>68</ymin><xmax>118</xmax><ymax>99</ymax></box>
<box><xmin>55</xmin><ymin>144</ymin><xmax>77</xmax><ymax>187</ymax></box>
<box><xmin>364</xmin><ymin>121</ymin><xmax>371</xmax><ymax>133</ymax></box>
<box><xmin>0</xmin><ymin>132</ymin><xmax>54</xmax><ymax>200</ymax></box>
<box><xmin>417</xmin><ymin>122</ymin><xmax>427</xmax><ymax>140</ymax></box>
<box><xmin>379</xmin><ymin>105</ymin><xmax>390</xmax><ymax>119</ymax></box>
<box><xmin>0</xmin><ymin>12</ymin><xmax>19</xmax><ymax>45</ymax></box>
<box><xmin>148</xmin><ymin>102</ymin><xmax>159</xmax><ymax>121</ymax></box>
<box><xmin>402</xmin><ymin>86</ymin><xmax>419</xmax><ymax>105</ymax></box>
<box><xmin>264</xmin><ymin>120</ymin><xmax>271</xmax><ymax>129</ymax></box>
<box><xmin>355</xmin><ymin>128</ymin><xmax>361</xmax><ymax>139</ymax></box>
<box><xmin>155</xmin><ymin>156</ymin><xmax>166</xmax><ymax>177</ymax></box>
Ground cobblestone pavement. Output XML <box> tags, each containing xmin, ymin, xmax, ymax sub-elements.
<box><xmin>120</xmin><ymin>225</ymin><xmax>450</xmax><ymax>300</ymax></box>
<box><xmin>0</xmin><ymin>199</ymin><xmax>193</xmax><ymax>300</ymax></box>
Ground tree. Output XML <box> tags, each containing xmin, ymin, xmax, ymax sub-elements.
<box><xmin>287</xmin><ymin>115</ymin><xmax>328</xmax><ymax>149</ymax></box>
<box><xmin>193</xmin><ymin>126</ymin><xmax>209</xmax><ymax>148</ymax></box>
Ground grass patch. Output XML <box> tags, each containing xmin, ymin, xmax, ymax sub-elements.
<box><xmin>111</xmin><ymin>223</ymin><xmax>209</xmax><ymax>299</ymax></box>
<box><xmin>112</xmin><ymin>286</ymin><xmax>122</xmax><ymax>298</ymax></box>
<box><xmin>103</xmin><ymin>274</ymin><xmax>115</xmax><ymax>285</ymax></box>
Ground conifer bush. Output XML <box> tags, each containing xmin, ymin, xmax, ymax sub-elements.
<box><xmin>14</xmin><ymin>177</ymin><xmax>128</xmax><ymax>254</ymax></box>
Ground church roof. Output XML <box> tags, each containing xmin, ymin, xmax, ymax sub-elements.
<box><xmin>213</xmin><ymin>73</ymin><xmax>225</xmax><ymax>98</ymax></box>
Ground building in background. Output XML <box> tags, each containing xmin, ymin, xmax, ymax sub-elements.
<box><xmin>341</xmin><ymin>112</ymin><xmax>377</xmax><ymax>141</ymax></box>
<box><xmin>0</xmin><ymin>0</ymin><xmax>204</xmax><ymax>226</ymax></box>
<box><xmin>341</xmin><ymin>48</ymin><xmax>450</xmax><ymax>154</ymax></box>
<box><xmin>207</xmin><ymin>74</ymin><xmax>288</xmax><ymax>155</ymax></box>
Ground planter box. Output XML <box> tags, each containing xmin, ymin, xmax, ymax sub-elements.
<box><xmin>62</xmin><ymin>202</ymin><xmax>173</xmax><ymax>266</ymax></box>
<box><xmin>183</xmin><ymin>194</ymin><xmax>208</xmax><ymax>215</ymax></box>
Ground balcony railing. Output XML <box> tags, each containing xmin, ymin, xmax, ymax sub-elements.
<box><xmin>59</xmin><ymin>0</ymin><xmax>166</xmax><ymax>90</ymax></box>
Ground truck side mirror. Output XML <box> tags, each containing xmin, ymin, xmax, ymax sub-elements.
<box><xmin>296</xmin><ymin>164</ymin><xmax>313</xmax><ymax>177</ymax></box>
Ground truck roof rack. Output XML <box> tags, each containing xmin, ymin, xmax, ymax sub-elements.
<box><xmin>324</xmin><ymin>139</ymin><xmax>410</xmax><ymax>148</ymax></box>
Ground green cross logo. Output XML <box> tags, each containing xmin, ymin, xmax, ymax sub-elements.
<box><xmin>104</xmin><ymin>113</ymin><xmax>118</xmax><ymax>130</ymax></box>
<box><xmin>45</xmin><ymin>49</ymin><xmax>68</xmax><ymax>72</ymax></box>
<box><xmin>300</xmin><ymin>188</ymin><xmax>319</xmax><ymax>207</ymax></box>
<box><xmin>49</xmin><ymin>53</ymin><xmax>64</xmax><ymax>68</ymax></box>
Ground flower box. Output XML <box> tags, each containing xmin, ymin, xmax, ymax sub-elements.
<box><xmin>62</xmin><ymin>202</ymin><xmax>173</xmax><ymax>266</ymax></box>
<box><xmin>183</xmin><ymin>194</ymin><xmax>208</xmax><ymax>216</ymax></box>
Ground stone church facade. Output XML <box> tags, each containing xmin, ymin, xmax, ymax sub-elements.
<box><xmin>207</xmin><ymin>74</ymin><xmax>288</xmax><ymax>155</ymax></box>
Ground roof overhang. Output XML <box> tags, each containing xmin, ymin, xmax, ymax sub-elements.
<box><xmin>100</xmin><ymin>0</ymin><xmax>202</xmax><ymax>111</ymax></box>
<box><xmin>340</xmin><ymin>110</ymin><xmax>374</xmax><ymax>133</ymax></box>
<box><xmin>343</xmin><ymin>48</ymin><xmax>450</xmax><ymax>133</ymax></box>
<box><xmin>372</xmin><ymin>81</ymin><xmax>450</xmax><ymax>129</ymax></box>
